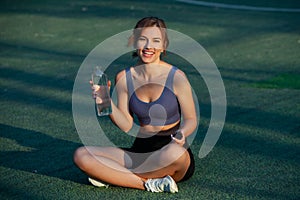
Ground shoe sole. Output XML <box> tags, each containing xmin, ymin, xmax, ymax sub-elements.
<box><xmin>88</xmin><ymin>177</ymin><xmax>108</xmax><ymax>188</ymax></box>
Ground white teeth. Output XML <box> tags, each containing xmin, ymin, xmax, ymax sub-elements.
<box><xmin>143</xmin><ymin>51</ymin><xmax>154</xmax><ymax>55</ymax></box>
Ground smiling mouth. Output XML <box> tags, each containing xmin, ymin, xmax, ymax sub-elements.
<box><xmin>142</xmin><ymin>50</ymin><xmax>155</xmax><ymax>57</ymax></box>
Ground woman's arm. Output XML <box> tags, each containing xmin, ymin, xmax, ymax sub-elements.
<box><xmin>173</xmin><ymin>69</ymin><xmax>198</xmax><ymax>137</ymax></box>
<box><xmin>109</xmin><ymin>70</ymin><xmax>134</xmax><ymax>132</ymax></box>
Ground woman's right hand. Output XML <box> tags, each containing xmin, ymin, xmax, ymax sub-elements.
<box><xmin>89</xmin><ymin>80</ymin><xmax>111</xmax><ymax>104</ymax></box>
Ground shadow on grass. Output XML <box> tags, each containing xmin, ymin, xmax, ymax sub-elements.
<box><xmin>0</xmin><ymin>123</ymin><xmax>85</xmax><ymax>183</ymax></box>
<box><xmin>219</xmin><ymin>128</ymin><xmax>299</xmax><ymax>163</ymax></box>
<box><xmin>200</xmin><ymin>179</ymin><xmax>297</xmax><ymax>200</ymax></box>
<box><xmin>0</xmin><ymin>42</ymin><xmax>86</xmax><ymax>60</ymax></box>
<box><xmin>0</xmin><ymin>66</ymin><xmax>73</xmax><ymax>111</ymax></box>
<box><xmin>0</xmin><ymin>41</ymin><xmax>83</xmax><ymax>112</ymax></box>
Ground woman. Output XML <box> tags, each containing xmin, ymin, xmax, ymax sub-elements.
<box><xmin>73</xmin><ymin>17</ymin><xmax>197</xmax><ymax>193</ymax></box>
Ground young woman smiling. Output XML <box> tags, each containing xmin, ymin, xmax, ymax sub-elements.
<box><xmin>73</xmin><ymin>17</ymin><xmax>197</xmax><ymax>193</ymax></box>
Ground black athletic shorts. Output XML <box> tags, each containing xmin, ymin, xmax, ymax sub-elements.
<box><xmin>122</xmin><ymin>124</ymin><xmax>195</xmax><ymax>182</ymax></box>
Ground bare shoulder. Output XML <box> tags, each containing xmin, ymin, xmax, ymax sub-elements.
<box><xmin>173</xmin><ymin>67</ymin><xmax>191</xmax><ymax>93</ymax></box>
<box><xmin>114</xmin><ymin>69</ymin><xmax>129</xmax><ymax>92</ymax></box>
<box><xmin>174</xmin><ymin>68</ymin><xmax>188</xmax><ymax>82</ymax></box>
<box><xmin>175</xmin><ymin>68</ymin><xmax>186</xmax><ymax>77</ymax></box>
<box><xmin>116</xmin><ymin>69</ymin><xmax>126</xmax><ymax>82</ymax></box>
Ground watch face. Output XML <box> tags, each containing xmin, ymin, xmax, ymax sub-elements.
<box><xmin>172</xmin><ymin>130</ymin><xmax>183</xmax><ymax>140</ymax></box>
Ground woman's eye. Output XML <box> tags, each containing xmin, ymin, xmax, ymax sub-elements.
<box><xmin>138</xmin><ymin>37</ymin><xmax>146</xmax><ymax>41</ymax></box>
<box><xmin>154</xmin><ymin>39</ymin><xmax>161</xmax><ymax>43</ymax></box>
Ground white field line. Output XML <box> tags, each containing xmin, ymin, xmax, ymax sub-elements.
<box><xmin>176</xmin><ymin>0</ymin><xmax>300</xmax><ymax>12</ymax></box>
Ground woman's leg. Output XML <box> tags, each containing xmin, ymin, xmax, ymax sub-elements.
<box><xmin>73</xmin><ymin>143</ymin><xmax>191</xmax><ymax>189</ymax></box>
<box><xmin>73</xmin><ymin>146</ymin><xmax>146</xmax><ymax>190</ymax></box>
<box><xmin>131</xmin><ymin>143</ymin><xmax>191</xmax><ymax>182</ymax></box>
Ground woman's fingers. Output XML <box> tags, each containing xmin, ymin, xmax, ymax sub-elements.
<box><xmin>171</xmin><ymin>133</ymin><xmax>185</xmax><ymax>146</ymax></box>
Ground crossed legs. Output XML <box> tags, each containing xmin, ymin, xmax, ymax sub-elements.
<box><xmin>73</xmin><ymin>143</ymin><xmax>191</xmax><ymax>190</ymax></box>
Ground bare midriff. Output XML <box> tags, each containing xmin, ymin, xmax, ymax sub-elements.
<box><xmin>138</xmin><ymin>120</ymin><xmax>180</xmax><ymax>136</ymax></box>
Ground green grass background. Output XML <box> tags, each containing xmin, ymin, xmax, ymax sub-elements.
<box><xmin>0</xmin><ymin>0</ymin><xmax>299</xmax><ymax>199</ymax></box>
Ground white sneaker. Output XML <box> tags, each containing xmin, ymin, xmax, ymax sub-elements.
<box><xmin>145</xmin><ymin>175</ymin><xmax>178</xmax><ymax>193</ymax></box>
<box><xmin>88</xmin><ymin>177</ymin><xmax>109</xmax><ymax>188</ymax></box>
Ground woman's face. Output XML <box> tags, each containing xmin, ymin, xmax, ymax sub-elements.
<box><xmin>135</xmin><ymin>27</ymin><xmax>164</xmax><ymax>64</ymax></box>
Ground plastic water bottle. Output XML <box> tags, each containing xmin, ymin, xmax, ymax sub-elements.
<box><xmin>92</xmin><ymin>66</ymin><xmax>112</xmax><ymax>116</ymax></box>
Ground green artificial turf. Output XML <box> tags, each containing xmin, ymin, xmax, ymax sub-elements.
<box><xmin>0</xmin><ymin>0</ymin><xmax>299</xmax><ymax>199</ymax></box>
<box><xmin>252</xmin><ymin>74</ymin><xmax>300</xmax><ymax>89</ymax></box>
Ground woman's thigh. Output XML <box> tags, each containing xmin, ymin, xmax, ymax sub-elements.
<box><xmin>130</xmin><ymin>143</ymin><xmax>190</xmax><ymax>176</ymax></box>
<box><xmin>80</xmin><ymin>146</ymin><xmax>133</xmax><ymax>168</ymax></box>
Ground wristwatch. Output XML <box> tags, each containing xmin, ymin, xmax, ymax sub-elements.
<box><xmin>172</xmin><ymin>130</ymin><xmax>183</xmax><ymax>140</ymax></box>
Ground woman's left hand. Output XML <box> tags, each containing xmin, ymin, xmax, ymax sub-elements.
<box><xmin>171</xmin><ymin>130</ymin><xmax>185</xmax><ymax>146</ymax></box>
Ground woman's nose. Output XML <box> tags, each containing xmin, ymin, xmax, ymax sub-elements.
<box><xmin>144</xmin><ymin>41</ymin><xmax>150</xmax><ymax>48</ymax></box>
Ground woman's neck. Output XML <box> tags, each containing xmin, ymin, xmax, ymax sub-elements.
<box><xmin>134</xmin><ymin>61</ymin><xmax>168</xmax><ymax>80</ymax></box>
